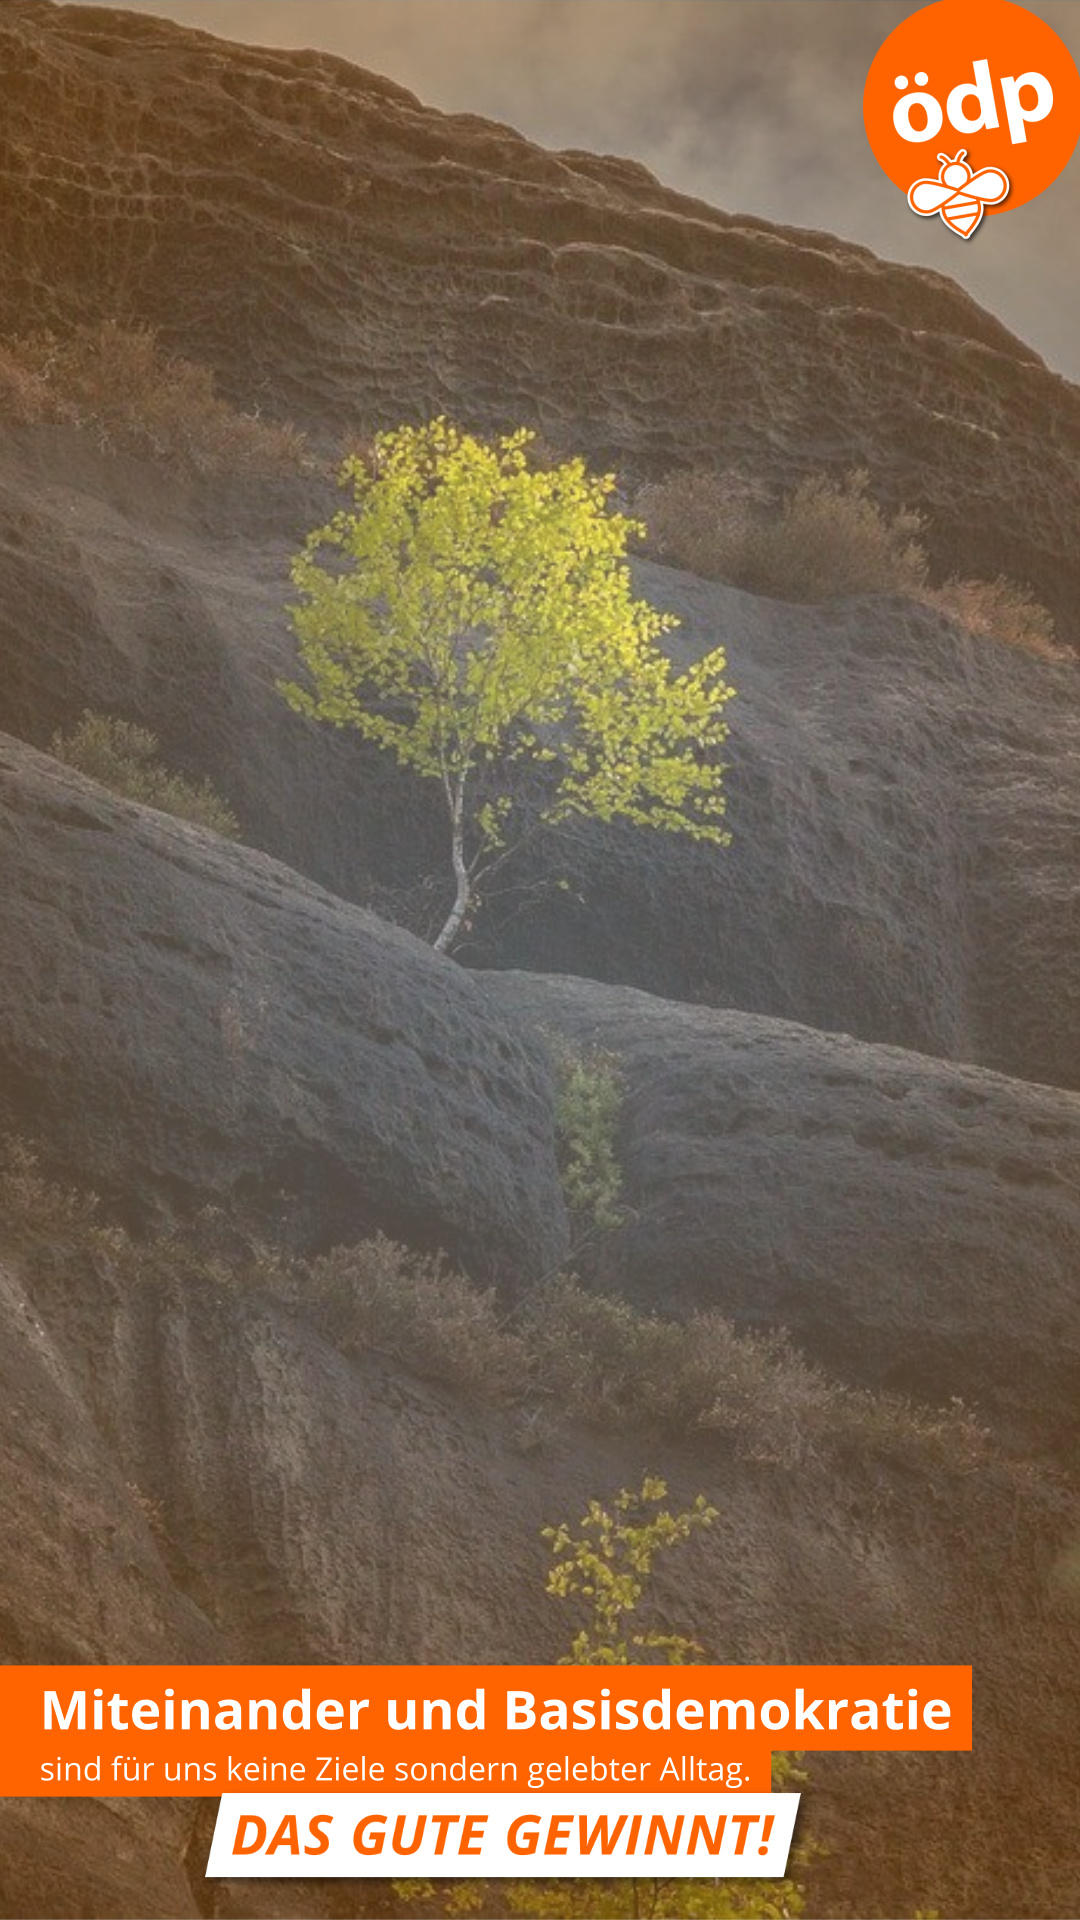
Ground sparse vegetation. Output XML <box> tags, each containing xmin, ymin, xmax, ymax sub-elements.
<box><xmin>923</xmin><ymin>573</ymin><xmax>1062</xmax><ymax>660</ymax></box>
<box><xmin>639</xmin><ymin>467</ymin><xmax>928</xmax><ymax>602</ymax></box>
<box><xmin>519</xmin><ymin>1277</ymin><xmax>988</xmax><ymax>1473</ymax></box>
<box><xmin>637</xmin><ymin>467</ymin><xmax>771</xmax><ymax>585</ymax></box>
<box><xmin>301</xmin><ymin>1256</ymin><xmax>989</xmax><ymax>1474</ymax></box>
<box><xmin>520</xmin><ymin>1279</ymin><xmax>694</xmax><ymax>1427</ymax></box>
<box><xmin>535</xmin><ymin>1480</ymin><xmax>809</xmax><ymax>1915</ymax></box>
<box><xmin>639</xmin><ymin>465</ymin><xmax>1062</xmax><ymax>658</ymax></box>
<box><xmin>50</xmin><ymin>711</ymin><xmax>240</xmax><ymax>837</ymax></box>
<box><xmin>395</xmin><ymin>1480</ymin><xmax>808</xmax><ymax>1918</ymax></box>
<box><xmin>0</xmin><ymin>1145</ymin><xmax>984</xmax><ymax>1478</ymax></box>
<box><xmin>551</xmin><ymin>1039</ymin><xmax>626</xmax><ymax>1231</ymax></box>
<box><xmin>0</xmin><ymin>320</ymin><xmax>309</xmax><ymax>474</ymax></box>
<box><xmin>0</xmin><ymin>1137</ymin><xmax>103</xmax><ymax>1248</ymax></box>
<box><xmin>543</xmin><ymin>1473</ymin><xmax>718</xmax><ymax>1666</ymax></box>
<box><xmin>301</xmin><ymin>1236</ymin><xmax>527</xmax><ymax>1400</ymax></box>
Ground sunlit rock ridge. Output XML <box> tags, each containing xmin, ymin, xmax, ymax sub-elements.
<box><xmin>3</xmin><ymin>0</ymin><xmax>1080</xmax><ymax>639</ymax></box>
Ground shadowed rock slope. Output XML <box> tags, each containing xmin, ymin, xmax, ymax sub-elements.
<box><xmin>0</xmin><ymin>732</ymin><xmax>567</xmax><ymax>1277</ymax></box>
<box><xmin>480</xmin><ymin>562</ymin><xmax>1080</xmax><ymax>1093</ymax></box>
<box><xmin>2</xmin><ymin>1228</ymin><xmax>1080</xmax><ymax>1919</ymax></box>
<box><xmin>2</xmin><ymin>10</ymin><xmax>1080</xmax><ymax>1915</ymax></box>
<box><xmin>4</xmin><ymin>0</ymin><xmax>1080</xmax><ymax>641</ymax></box>
<box><xmin>0</xmin><ymin>660</ymin><xmax>1078</xmax><ymax>1916</ymax></box>
<box><xmin>1</xmin><ymin>426</ymin><xmax>1076</xmax><ymax>1091</ymax></box>
<box><xmin>484</xmin><ymin>969</ymin><xmax>1080</xmax><ymax>1458</ymax></box>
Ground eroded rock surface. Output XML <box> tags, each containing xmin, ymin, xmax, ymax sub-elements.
<box><xmin>0</xmin><ymin>733</ymin><xmax>566</xmax><ymax>1277</ymax></box>
<box><xmin>3</xmin><ymin>1</ymin><xmax>1080</xmax><ymax>639</ymax></box>
<box><xmin>480</xmin><ymin>563</ymin><xmax>1080</xmax><ymax>1093</ymax></box>
<box><xmin>1</xmin><ymin>431</ymin><xmax>1077</xmax><ymax>1092</ymax></box>
<box><xmin>485</xmin><ymin>969</ymin><xmax>1080</xmax><ymax>1453</ymax></box>
<box><xmin>2</xmin><ymin>10</ymin><xmax>1079</xmax><ymax>1915</ymax></box>
<box><xmin>1</xmin><ymin>1244</ymin><xmax>1078</xmax><ymax>1918</ymax></box>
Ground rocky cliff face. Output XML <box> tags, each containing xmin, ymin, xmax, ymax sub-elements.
<box><xmin>0</xmin><ymin>718</ymin><xmax>1078</xmax><ymax>1919</ymax></box>
<box><xmin>2</xmin><ymin>426</ymin><xmax>1076</xmax><ymax>1092</ymax></box>
<box><xmin>486</xmin><ymin>970</ymin><xmax>1080</xmax><ymax>1455</ymax></box>
<box><xmin>3</xmin><ymin>1226</ymin><xmax>1079</xmax><ymax>1920</ymax></box>
<box><xmin>2</xmin><ymin>6</ymin><xmax>1080</xmax><ymax>1919</ymax></box>
<box><xmin>481</xmin><ymin>563</ymin><xmax>1080</xmax><ymax>1092</ymax></box>
<box><xmin>4</xmin><ymin>0</ymin><xmax>1080</xmax><ymax>644</ymax></box>
<box><xmin>0</xmin><ymin>733</ymin><xmax>566</xmax><ymax>1278</ymax></box>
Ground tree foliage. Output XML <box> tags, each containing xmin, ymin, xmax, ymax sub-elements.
<box><xmin>281</xmin><ymin>419</ymin><xmax>733</xmax><ymax>950</ymax></box>
<box><xmin>544</xmin><ymin>1474</ymin><xmax>717</xmax><ymax>1667</ymax></box>
<box><xmin>393</xmin><ymin>1480</ymin><xmax>807</xmax><ymax>1920</ymax></box>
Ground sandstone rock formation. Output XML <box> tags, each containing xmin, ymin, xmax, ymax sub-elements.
<box><xmin>480</xmin><ymin>562</ymin><xmax>1080</xmax><ymax>1094</ymax></box>
<box><xmin>1</xmin><ymin>7</ymin><xmax>1079</xmax><ymax>1917</ymax></box>
<box><xmin>3</xmin><ymin>423</ymin><xmax>1076</xmax><ymax>1092</ymax></box>
<box><xmin>2</xmin><ymin>1235</ymin><xmax>1079</xmax><ymax>1918</ymax></box>
<box><xmin>485</xmin><ymin>968</ymin><xmax>1080</xmax><ymax>1456</ymax></box>
<box><xmin>0</xmin><ymin>732</ymin><xmax>567</xmax><ymax>1278</ymax></box>
<box><xmin>3</xmin><ymin>0</ymin><xmax>1080</xmax><ymax>644</ymax></box>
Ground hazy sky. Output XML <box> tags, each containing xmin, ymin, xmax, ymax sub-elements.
<box><xmin>64</xmin><ymin>0</ymin><xmax>1080</xmax><ymax>383</ymax></box>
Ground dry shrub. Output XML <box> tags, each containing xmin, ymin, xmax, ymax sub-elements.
<box><xmin>641</xmin><ymin>465</ymin><xmax>1063</xmax><ymax>658</ymax></box>
<box><xmin>0</xmin><ymin>1141</ymin><xmax>243</xmax><ymax>1283</ymax></box>
<box><xmin>687</xmin><ymin>1312</ymin><xmax>986</xmax><ymax>1474</ymax></box>
<box><xmin>305</xmin><ymin>1237</ymin><xmax>527</xmax><ymax>1401</ymax></box>
<box><xmin>520</xmin><ymin>1277</ymin><xmax>691</xmax><ymax>1424</ymax></box>
<box><xmin>0</xmin><ymin>1149</ymin><xmax>988</xmax><ymax>1476</ymax></box>
<box><xmin>752</xmin><ymin>470</ymin><xmax>929</xmax><ymax>601</ymax></box>
<box><xmin>51</xmin><ymin>711</ymin><xmax>240</xmax><ymax>837</ymax></box>
<box><xmin>0</xmin><ymin>320</ymin><xmax>309</xmax><ymax>475</ymax></box>
<box><xmin>639</xmin><ymin>466</ymin><xmax>929</xmax><ymax>602</ymax></box>
<box><xmin>923</xmin><ymin>574</ymin><xmax>1062</xmax><ymax>660</ymax></box>
<box><xmin>115</xmin><ymin>1214</ymin><xmax>252</xmax><ymax>1295</ymax></box>
<box><xmin>521</xmin><ymin>1276</ymin><xmax>986</xmax><ymax>1474</ymax></box>
<box><xmin>635</xmin><ymin>467</ymin><xmax>769</xmax><ymax>581</ymax></box>
<box><xmin>680</xmin><ymin>1314</ymin><xmax>838</xmax><ymax>1466</ymax></box>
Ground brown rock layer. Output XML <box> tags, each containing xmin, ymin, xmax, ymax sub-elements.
<box><xmin>2</xmin><ymin>1</ymin><xmax>1080</xmax><ymax>641</ymax></box>
<box><xmin>1</xmin><ymin>1241</ymin><xmax>1079</xmax><ymax>1918</ymax></box>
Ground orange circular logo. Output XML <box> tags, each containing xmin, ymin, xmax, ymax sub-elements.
<box><xmin>864</xmin><ymin>0</ymin><xmax>1080</xmax><ymax>232</ymax></box>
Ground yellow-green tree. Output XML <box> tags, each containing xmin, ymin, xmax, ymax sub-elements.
<box><xmin>522</xmin><ymin>1479</ymin><xmax>804</xmax><ymax>1918</ymax></box>
<box><xmin>393</xmin><ymin>1480</ymin><xmax>806</xmax><ymax>1920</ymax></box>
<box><xmin>544</xmin><ymin>1475</ymin><xmax>717</xmax><ymax>1667</ymax></box>
<box><xmin>281</xmin><ymin>420</ymin><xmax>734</xmax><ymax>952</ymax></box>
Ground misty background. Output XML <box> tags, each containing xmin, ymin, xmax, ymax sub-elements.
<box><xmin>65</xmin><ymin>0</ymin><xmax>1080</xmax><ymax>384</ymax></box>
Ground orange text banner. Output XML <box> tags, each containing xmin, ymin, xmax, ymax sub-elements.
<box><xmin>0</xmin><ymin>1663</ymin><xmax>971</xmax><ymax>1797</ymax></box>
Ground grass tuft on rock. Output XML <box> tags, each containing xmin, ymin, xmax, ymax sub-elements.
<box><xmin>50</xmin><ymin>711</ymin><xmax>240</xmax><ymax>837</ymax></box>
<box><xmin>0</xmin><ymin>320</ymin><xmax>310</xmax><ymax>475</ymax></box>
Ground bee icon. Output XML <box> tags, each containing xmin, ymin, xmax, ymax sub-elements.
<box><xmin>907</xmin><ymin>149</ymin><xmax>1010</xmax><ymax>237</ymax></box>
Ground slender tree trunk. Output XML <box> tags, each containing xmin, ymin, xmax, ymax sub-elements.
<box><xmin>433</xmin><ymin>779</ymin><xmax>471</xmax><ymax>953</ymax></box>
